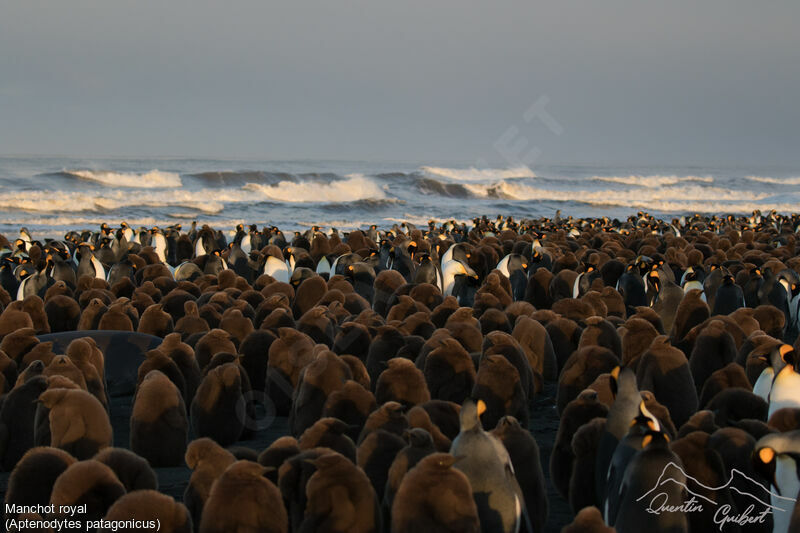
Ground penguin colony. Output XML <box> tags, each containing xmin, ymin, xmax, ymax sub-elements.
<box><xmin>1</xmin><ymin>211</ymin><xmax>800</xmax><ymax>532</ymax></box>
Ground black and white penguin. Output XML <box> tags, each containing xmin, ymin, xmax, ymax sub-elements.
<box><xmin>120</xmin><ymin>221</ymin><xmax>135</xmax><ymax>244</ymax></box>
<box><xmin>753</xmin><ymin>430</ymin><xmax>800</xmax><ymax>533</ymax></box>
<box><xmin>193</xmin><ymin>225</ymin><xmax>217</xmax><ymax>259</ymax></box>
<box><xmin>760</xmin><ymin>268</ymin><xmax>792</xmax><ymax>339</ymax></box>
<box><xmin>613</xmin><ymin>430</ymin><xmax>687</xmax><ymax>533</ymax></box>
<box><xmin>572</xmin><ymin>263</ymin><xmax>599</xmax><ymax>299</ymax></box>
<box><xmin>497</xmin><ymin>253</ymin><xmax>530</xmax><ymax>301</ymax></box>
<box><xmin>315</xmin><ymin>254</ymin><xmax>332</xmax><ymax>279</ymax></box>
<box><xmin>76</xmin><ymin>243</ymin><xmax>106</xmax><ymax>281</ymax></box>
<box><xmin>743</xmin><ymin>267</ymin><xmax>765</xmax><ymax>308</ymax></box>
<box><xmin>150</xmin><ymin>228</ymin><xmax>168</xmax><ymax>264</ymax></box>
<box><xmin>752</xmin><ymin>344</ymin><xmax>787</xmax><ymax>403</ymax></box>
<box><xmin>768</xmin><ymin>345</ymin><xmax>800</xmax><ymax>419</ymax></box>
<box><xmin>16</xmin><ymin>262</ymin><xmax>52</xmax><ymax>301</ymax></box>
<box><xmin>388</xmin><ymin>244</ymin><xmax>416</xmax><ymax>282</ymax></box>
<box><xmin>442</xmin><ymin>242</ymin><xmax>471</xmax><ymax>266</ymax></box>
<box><xmin>450</xmin><ymin>399</ymin><xmax>528</xmax><ymax>533</ymax></box>
<box><xmin>604</xmin><ymin>400</ymin><xmax>661</xmax><ymax>525</ymax></box>
<box><xmin>702</xmin><ymin>264</ymin><xmax>725</xmax><ymax>310</ymax></box>
<box><xmin>616</xmin><ymin>264</ymin><xmax>647</xmax><ymax>317</ymax></box>
<box><xmin>528</xmin><ymin>245</ymin><xmax>552</xmax><ymax>272</ymax></box>
<box><xmin>46</xmin><ymin>252</ymin><xmax>77</xmax><ymax>287</ymax></box>
<box><xmin>442</xmin><ymin>258</ymin><xmax>476</xmax><ymax>299</ymax></box>
<box><xmin>496</xmin><ymin>253</ymin><xmax>527</xmax><ymax>280</ymax></box>
<box><xmin>414</xmin><ymin>253</ymin><xmax>442</xmax><ymax>291</ymax></box>
<box><xmin>226</xmin><ymin>241</ymin><xmax>250</xmax><ymax>279</ymax></box>
<box><xmin>233</xmin><ymin>223</ymin><xmax>252</xmax><ymax>255</ymax></box>
<box><xmin>681</xmin><ymin>266</ymin><xmax>706</xmax><ymax>300</ymax></box>
<box><xmin>284</xmin><ymin>246</ymin><xmax>303</xmax><ymax>274</ymax></box>
<box><xmin>331</xmin><ymin>252</ymin><xmax>361</xmax><ymax>277</ymax></box>
<box><xmin>263</xmin><ymin>254</ymin><xmax>290</xmax><ymax>283</ymax></box>
<box><xmin>595</xmin><ymin>367</ymin><xmax>640</xmax><ymax>508</ymax></box>
<box><xmin>19</xmin><ymin>227</ymin><xmax>32</xmax><ymax>247</ymax></box>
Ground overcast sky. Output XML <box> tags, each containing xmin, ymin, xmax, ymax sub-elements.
<box><xmin>1</xmin><ymin>1</ymin><xmax>798</xmax><ymax>167</ymax></box>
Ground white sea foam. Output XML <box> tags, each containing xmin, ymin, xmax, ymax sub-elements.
<box><xmin>64</xmin><ymin>169</ymin><xmax>182</xmax><ymax>188</ymax></box>
<box><xmin>592</xmin><ymin>175</ymin><xmax>714</xmax><ymax>186</ymax></box>
<box><xmin>746</xmin><ymin>176</ymin><xmax>800</xmax><ymax>185</ymax></box>
<box><xmin>467</xmin><ymin>181</ymin><xmax>773</xmax><ymax>206</ymax></box>
<box><xmin>0</xmin><ymin>188</ymin><xmax>252</xmax><ymax>214</ymax></box>
<box><xmin>243</xmin><ymin>175</ymin><xmax>386</xmax><ymax>202</ymax></box>
<box><xmin>420</xmin><ymin>166</ymin><xmax>536</xmax><ymax>182</ymax></box>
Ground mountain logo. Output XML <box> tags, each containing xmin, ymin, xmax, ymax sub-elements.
<box><xmin>637</xmin><ymin>462</ymin><xmax>796</xmax><ymax>530</ymax></box>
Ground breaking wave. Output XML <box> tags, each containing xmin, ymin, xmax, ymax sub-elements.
<box><xmin>61</xmin><ymin>169</ymin><xmax>182</xmax><ymax>188</ymax></box>
<box><xmin>243</xmin><ymin>174</ymin><xmax>386</xmax><ymax>203</ymax></box>
<box><xmin>746</xmin><ymin>176</ymin><xmax>800</xmax><ymax>185</ymax></box>
<box><xmin>0</xmin><ymin>188</ymin><xmax>251</xmax><ymax>214</ymax></box>
<box><xmin>591</xmin><ymin>175</ymin><xmax>714</xmax><ymax>186</ymax></box>
<box><xmin>419</xmin><ymin>165</ymin><xmax>535</xmax><ymax>182</ymax></box>
<box><xmin>463</xmin><ymin>181</ymin><xmax>773</xmax><ymax>207</ymax></box>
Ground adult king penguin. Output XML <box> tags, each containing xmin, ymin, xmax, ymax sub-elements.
<box><xmin>450</xmin><ymin>398</ymin><xmax>530</xmax><ymax>533</ymax></box>
<box><xmin>753</xmin><ymin>430</ymin><xmax>800</xmax><ymax>533</ymax></box>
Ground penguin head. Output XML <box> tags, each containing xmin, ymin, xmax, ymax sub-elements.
<box><xmin>460</xmin><ymin>398</ymin><xmax>486</xmax><ymax>432</ymax></box>
<box><xmin>404</xmin><ymin>428</ymin><xmax>434</xmax><ymax>448</ymax></box>
<box><xmin>385</xmin><ymin>401</ymin><xmax>406</xmax><ymax>420</ymax></box>
<box><xmin>647</xmin><ymin>269</ymin><xmax>661</xmax><ymax>294</ymax></box>
<box><xmin>609</xmin><ymin>366</ymin><xmax>637</xmax><ymax>400</ymax></box>
<box><xmin>407</xmin><ymin>241</ymin><xmax>418</xmax><ymax>260</ymax></box>
<box><xmin>494</xmin><ymin>415</ymin><xmax>522</xmax><ymax>435</ymax></box>
<box><xmin>778</xmin><ymin>344</ymin><xmax>797</xmax><ymax>371</ymax></box>
<box><xmin>15</xmin><ymin>264</ymin><xmax>33</xmax><ymax>282</ymax></box>
<box><xmin>753</xmin><ymin>446</ymin><xmax>779</xmax><ymax>494</ymax></box>
<box><xmin>630</xmin><ymin>400</ymin><xmax>660</xmax><ymax>434</ymax></box>
<box><xmin>635</xmin><ymin>255</ymin><xmax>653</xmax><ymax>276</ymax></box>
<box><xmin>641</xmin><ymin>429</ymin><xmax>670</xmax><ymax>449</ymax></box>
<box><xmin>609</xmin><ymin>366</ymin><xmax>621</xmax><ymax>397</ymax></box>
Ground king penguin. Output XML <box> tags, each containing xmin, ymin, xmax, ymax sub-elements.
<box><xmin>768</xmin><ymin>345</ymin><xmax>800</xmax><ymax>419</ymax></box>
<box><xmin>442</xmin><ymin>259</ymin><xmax>476</xmax><ymax>297</ymax></box>
<box><xmin>450</xmin><ymin>398</ymin><xmax>529</xmax><ymax>533</ymax></box>
<box><xmin>613</xmin><ymin>430</ymin><xmax>687</xmax><ymax>533</ymax></box>
<box><xmin>76</xmin><ymin>243</ymin><xmax>106</xmax><ymax>281</ymax></box>
<box><xmin>604</xmin><ymin>400</ymin><xmax>661</xmax><ymax>526</ymax></box>
<box><xmin>151</xmin><ymin>228</ymin><xmax>168</xmax><ymax>264</ymax></box>
<box><xmin>595</xmin><ymin>367</ymin><xmax>640</xmax><ymax>509</ymax></box>
<box><xmin>752</xmin><ymin>343</ymin><xmax>790</xmax><ymax>402</ymax></box>
<box><xmin>263</xmin><ymin>254</ymin><xmax>291</xmax><ymax>283</ymax></box>
<box><xmin>753</xmin><ymin>430</ymin><xmax>800</xmax><ymax>533</ymax></box>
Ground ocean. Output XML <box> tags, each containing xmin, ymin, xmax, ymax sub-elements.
<box><xmin>0</xmin><ymin>156</ymin><xmax>799</xmax><ymax>239</ymax></box>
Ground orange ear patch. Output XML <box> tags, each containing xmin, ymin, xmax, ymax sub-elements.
<box><xmin>780</xmin><ymin>344</ymin><xmax>794</xmax><ymax>362</ymax></box>
<box><xmin>759</xmin><ymin>447</ymin><xmax>775</xmax><ymax>464</ymax></box>
<box><xmin>476</xmin><ymin>400</ymin><xmax>487</xmax><ymax>417</ymax></box>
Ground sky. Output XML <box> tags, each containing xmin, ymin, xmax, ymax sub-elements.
<box><xmin>1</xmin><ymin>0</ymin><xmax>798</xmax><ymax>167</ymax></box>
